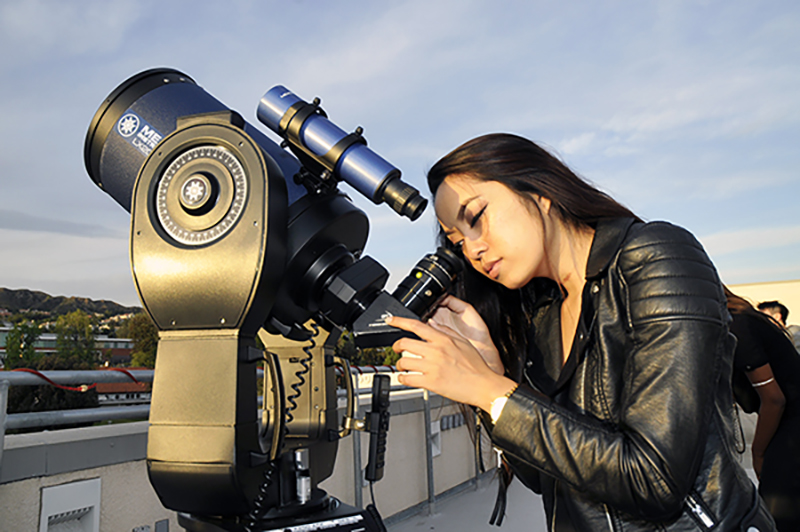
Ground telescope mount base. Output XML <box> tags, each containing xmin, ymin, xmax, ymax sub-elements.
<box><xmin>177</xmin><ymin>498</ymin><xmax>386</xmax><ymax>532</ymax></box>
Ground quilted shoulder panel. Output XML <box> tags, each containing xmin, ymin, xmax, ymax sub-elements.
<box><xmin>616</xmin><ymin>222</ymin><xmax>725</xmax><ymax>326</ymax></box>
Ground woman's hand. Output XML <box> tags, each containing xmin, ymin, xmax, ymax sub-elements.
<box><xmin>388</xmin><ymin>314</ymin><xmax>515</xmax><ymax>412</ymax></box>
<box><xmin>427</xmin><ymin>295</ymin><xmax>504</xmax><ymax>375</ymax></box>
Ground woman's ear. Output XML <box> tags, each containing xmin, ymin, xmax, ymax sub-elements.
<box><xmin>534</xmin><ymin>195</ymin><xmax>552</xmax><ymax>216</ymax></box>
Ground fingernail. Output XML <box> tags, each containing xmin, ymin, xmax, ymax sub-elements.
<box><xmin>384</xmin><ymin>316</ymin><xmax>393</xmax><ymax>324</ymax></box>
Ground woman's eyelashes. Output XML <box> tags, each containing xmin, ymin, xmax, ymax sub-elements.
<box><xmin>468</xmin><ymin>205</ymin><xmax>487</xmax><ymax>228</ymax></box>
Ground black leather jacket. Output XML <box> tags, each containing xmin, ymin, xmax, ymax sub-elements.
<box><xmin>488</xmin><ymin>218</ymin><xmax>774</xmax><ymax>531</ymax></box>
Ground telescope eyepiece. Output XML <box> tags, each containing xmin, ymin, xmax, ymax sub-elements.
<box><xmin>380</xmin><ymin>177</ymin><xmax>428</xmax><ymax>221</ymax></box>
<box><xmin>391</xmin><ymin>247</ymin><xmax>463</xmax><ymax>320</ymax></box>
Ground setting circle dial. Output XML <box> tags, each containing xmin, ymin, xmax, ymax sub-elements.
<box><xmin>155</xmin><ymin>145</ymin><xmax>248</xmax><ymax>246</ymax></box>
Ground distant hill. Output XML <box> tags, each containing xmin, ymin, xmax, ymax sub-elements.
<box><xmin>0</xmin><ymin>288</ymin><xmax>140</xmax><ymax>317</ymax></box>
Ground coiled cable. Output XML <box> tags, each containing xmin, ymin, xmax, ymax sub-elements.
<box><xmin>285</xmin><ymin>323</ymin><xmax>318</xmax><ymax>425</ymax></box>
<box><xmin>245</xmin><ymin>325</ymin><xmax>319</xmax><ymax>530</ymax></box>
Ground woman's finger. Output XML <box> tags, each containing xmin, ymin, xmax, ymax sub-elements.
<box><xmin>386</xmin><ymin>315</ymin><xmax>442</xmax><ymax>342</ymax></box>
<box><xmin>427</xmin><ymin>319</ymin><xmax>463</xmax><ymax>340</ymax></box>
<box><xmin>397</xmin><ymin>371</ymin><xmax>426</xmax><ymax>388</ymax></box>
<box><xmin>437</xmin><ymin>294</ymin><xmax>471</xmax><ymax>314</ymax></box>
<box><xmin>395</xmin><ymin>352</ymin><xmax>424</xmax><ymax>372</ymax></box>
<box><xmin>428</xmin><ymin>307</ymin><xmax>459</xmax><ymax>330</ymax></box>
<box><xmin>392</xmin><ymin>336</ymin><xmax>431</xmax><ymax>359</ymax></box>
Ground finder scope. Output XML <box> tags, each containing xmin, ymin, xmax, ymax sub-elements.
<box><xmin>258</xmin><ymin>86</ymin><xmax>427</xmax><ymax>220</ymax></box>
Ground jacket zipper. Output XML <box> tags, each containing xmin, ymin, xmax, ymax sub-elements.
<box><xmin>603</xmin><ymin>504</ymin><xmax>616</xmax><ymax>531</ymax></box>
<box><xmin>686</xmin><ymin>493</ymin><xmax>716</xmax><ymax>529</ymax></box>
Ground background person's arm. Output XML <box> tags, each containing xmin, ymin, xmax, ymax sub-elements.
<box><xmin>746</xmin><ymin>363</ymin><xmax>785</xmax><ymax>478</ymax></box>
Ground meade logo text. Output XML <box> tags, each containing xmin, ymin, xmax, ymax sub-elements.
<box><xmin>116</xmin><ymin>112</ymin><xmax>163</xmax><ymax>156</ymax></box>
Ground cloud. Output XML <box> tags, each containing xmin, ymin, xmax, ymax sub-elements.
<box><xmin>0</xmin><ymin>209</ymin><xmax>124</xmax><ymax>238</ymax></box>
<box><xmin>698</xmin><ymin>225</ymin><xmax>800</xmax><ymax>257</ymax></box>
<box><xmin>715</xmin><ymin>262</ymin><xmax>800</xmax><ymax>286</ymax></box>
<box><xmin>559</xmin><ymin>133</ymin><xmax>597</xmax><ymax>156</ymax></box>
<box><xmin>0</xmin><ymin>0</ymin><xmax>150</xmax><ymax>68</ymax></box>
<box><xmin>0</xmin><ymin>228</ymin><xmax>137</xmax><ymax>305</ymax></box>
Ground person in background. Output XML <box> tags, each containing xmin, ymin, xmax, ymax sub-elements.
<box><xmin>387</xmin><ymin>133</ymin><xmax>774</xmax><ymax>530</ymax></box>
<box><xmin>757</xmin><ymin>300</ymin><xmax>800</xmax><ymax>353</ymax></box>
<box><xmin>756</xmin><ymin>301</ymin><xmax>789</xmax><ymax>328</ymax></box>
<box><xmin>728</xmin><ymin>290</ymin><xmax>800</xmax><ymax>530</ymax></box>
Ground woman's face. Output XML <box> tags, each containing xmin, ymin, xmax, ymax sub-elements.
<box><xmin>434</xmin><ymin>175</ymin><xmax>551</xmax><ymax>289</ymax></box>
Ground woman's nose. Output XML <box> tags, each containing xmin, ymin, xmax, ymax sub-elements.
<box><xmin>462</xmin><ymin>238</ymin><xmax>485</xmax><ymax>261</ymax></box>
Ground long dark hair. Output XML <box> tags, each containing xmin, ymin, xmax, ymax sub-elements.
<box><xmin>427</xmin><ymin>133</ymin><xmax>640</xmax><ymax>380</ymax></box>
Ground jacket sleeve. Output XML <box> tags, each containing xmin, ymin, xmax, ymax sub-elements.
<box><xmin>489</xmin><ymin>222</ymin><xmax>730</xmax><ymax>520</ymax></box>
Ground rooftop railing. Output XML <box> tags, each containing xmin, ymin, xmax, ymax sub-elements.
<box><xmin>0</xmin><ymin>365</ymin><xmax>401</xmax><ymax>431</ymax></box>
<box><xmin>1</xmin><ymin>368</ymin><xmax>155</xmax><ymax>432</ymax></box>
<box><xmin>0</xmin><ymin>365</ymin><xmax>478</xmax><ymax>523</ymax></box>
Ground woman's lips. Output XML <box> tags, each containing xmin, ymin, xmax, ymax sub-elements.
<box><xmin>484</xmin><ymin>259</ymin><xmax>500</xmax><ymax>279</ymax></box>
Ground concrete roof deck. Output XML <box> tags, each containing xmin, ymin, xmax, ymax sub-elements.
<box><xmin>388</xmin><ymin>473</ymin><xmax>547</xmax><ymax>532</ymax></box>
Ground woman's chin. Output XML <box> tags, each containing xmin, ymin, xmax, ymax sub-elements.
<box><xmin>498</xmin><ymin>276</ymin><xmax>524</xmax><ymax>290</ymax></box>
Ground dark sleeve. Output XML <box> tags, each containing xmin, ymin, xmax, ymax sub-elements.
<box><xmin>729</xmin><ymin>313</ymin><xmax>770</xmax><ymax>372</ymax></box>
<box><xmin>490</xmin><ymin>222</ymin><xmax>729</xmax><ymax>520</ymax></box>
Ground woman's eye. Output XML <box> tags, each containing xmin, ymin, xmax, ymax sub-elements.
<box><xmin>468</xmin><ymin>206</ymin><xmax>486</xmax><ymax>228</ymax></box>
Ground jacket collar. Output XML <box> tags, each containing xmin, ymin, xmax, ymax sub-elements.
<box><xmin>585</xmin><ymin>218</ymin><xmax>637</xmax><ymax>280</ymax></box>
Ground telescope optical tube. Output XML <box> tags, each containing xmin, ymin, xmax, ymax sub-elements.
<box><xmin>84</xmin><ymin>68</ymin><xmax>304</xmax><ymax>213</ymax></box>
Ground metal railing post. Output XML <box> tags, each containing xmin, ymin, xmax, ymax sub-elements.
<box><xmin>1</xmin><ymin>379</ymin><xmax>9</xmax><ymax>473</ymax></box>
<box><xmin>423</xmin><ymin>389</ymin><xmax>435</xmax><ymax>515</ymax></box>
<box><xmin>352</xmin><ymin>378</ymin><xmax>363</xmax><ymax>509</ymax></box>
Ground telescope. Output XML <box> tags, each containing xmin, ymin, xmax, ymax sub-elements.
<box><xmin>83</xmin><ymin>68</ymin><xmax>461</xmax><ymax>532</ymax></box>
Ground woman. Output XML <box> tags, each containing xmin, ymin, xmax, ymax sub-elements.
<box><xmin>388</xmin><ymin>134</ymin><xmax>774</xmax><ymax>530</ymax></box>
<box><xmin>727</xmin><ymin>289</ymin><xmax>800</xmax><ymax>530</ymax></box>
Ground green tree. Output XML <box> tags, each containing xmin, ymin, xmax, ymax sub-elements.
<box><xmin>128</xmin><ymin>312</ymin><xmax>159</xmax><ymax>368</ymax></box>
<box><xmin>335</xmin><ymin>330</ymin><xmax>358</xmax><ymax>360</ymax></box>
<box><xmin>7</xmin><ymin>313</ymin><xmax>98</xmax><ymax>432</ymax></box>
<box><xmin>381</xmin><ymin>346</ymin><xmax>400</xmax><ymax>366</ymax></box>
<box><xmin>7</xmin><ymin>354</ymin><xmax>98</xmax><ymax>424</ymax></box>
<box><xmin>10</xmin><ymin>310</ymin><xmax>50</xmax><ymax>324</ymax></box>
<box><xmin>355</xmin><ymin>346</ymin><xmax>395</xmax><ymax>367</ymax></box>
<box><xmin>334</xmin><ymin>331</ymin><xmax>400</xmax><ymax>367</ymax></box>
<box><xmin>54</xmin><ymin>310</ymin><xmax>97</xmax><ymax>366</ymax></box>
<box><xmin>115</xmin><ymin>318</ymin><xmax>131</xmax><ymax>340</ymax></box>
<box><xmin>3</xmin><ymin>321</ymin><xmax>42</xmax><ymax>369</ymax></box>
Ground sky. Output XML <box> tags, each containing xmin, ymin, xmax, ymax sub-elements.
<box><xmin>0</xmin><ymin>0</ymin><xmax>798</xmax><ymax>308</ymax></box>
